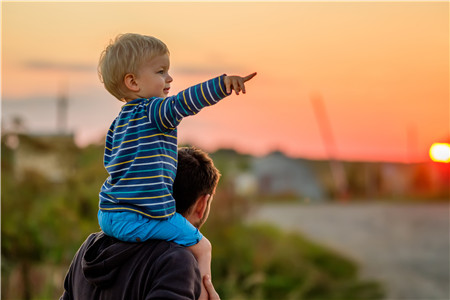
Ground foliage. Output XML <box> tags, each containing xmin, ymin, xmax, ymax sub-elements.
<box><xmin>1</xmin><ymin>139</ymin><xmax>103</xmax><ymax>299</ymax></box>
<box><xmin>1</xmin><ymin>138</ymin><xmax>384</xmax><ymax>299</ymax></box>
<box><xmin>203</xmin><ymin>220</ymin><xmax>384</xmax><ymax>300</ymax></box>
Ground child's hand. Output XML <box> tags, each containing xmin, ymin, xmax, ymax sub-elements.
<box><xmin>188</xmin><ymin>237</ymin><xmax>212</xmax><ymax>300</ymax></box>
<box><xmin>224</xmin><ymin>72</ymin><xmax>257</xmax><ymax>95</ymax></box>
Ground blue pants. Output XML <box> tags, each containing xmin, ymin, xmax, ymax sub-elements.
<box><xmin>98</xmin><ymin>210</ymin><xmax>203</xmax><ymax>247</ymax></box>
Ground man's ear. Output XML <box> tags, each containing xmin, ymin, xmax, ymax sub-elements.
<box><xmin>123</xmin><ymin>73</ymin><xmax>140</xmax><ymax>92</ymax></box>
<box><xmin>194</xmin><ymin>194</ymin><xmax>210</xmax><ymax>220</ymax></box>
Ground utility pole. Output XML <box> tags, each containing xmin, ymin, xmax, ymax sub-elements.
<box><xmin>57</xmin><ymin>82</ymin><xmax>68</xmax><ymax>134</ymax></box>
<box><xmin>407</xmin><ymin>124</ymin><xmax>418</xmax><ymax>164</ymax></box>
<box><xmin>311</xmin><ymin>94</ymin><xmax>348</xmax><ymax>200</ymax></box>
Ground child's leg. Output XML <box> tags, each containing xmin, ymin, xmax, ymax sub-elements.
<box><xmin>188</xmin><ymin>236</ymin><xmax>212</xmax><ymax>300</ymax></box>
<box><xmin>98</xmin><ymin>210</ymin><xmax>202</xmax><ymax>244</ymax></box>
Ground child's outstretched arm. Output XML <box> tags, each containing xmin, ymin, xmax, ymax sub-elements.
<box><xmin>224</xmin><ymin>72</ymin><xmax>257</xmax><ymax>95</ymax></box>
<box><xmin>150</xmin><ymin>72</ymin><xmax>257</xmax><ymax>133</ymax></box>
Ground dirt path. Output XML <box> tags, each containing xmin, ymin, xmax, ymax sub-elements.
<box><xmin>247</xmin><ymin>202</ymin><xmax>449</xmax><ymax>299</ymax></box>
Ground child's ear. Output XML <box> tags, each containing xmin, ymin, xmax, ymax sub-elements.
<box><xmin>123</xmin><ymin>73</ymin><xmax>140</xmax><ymax>92</ymax></box>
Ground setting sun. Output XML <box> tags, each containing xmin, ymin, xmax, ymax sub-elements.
<box><xmin>429</xmin><ymin>143</ymin><xmax>450</xmax><ymax>163</ymax></box>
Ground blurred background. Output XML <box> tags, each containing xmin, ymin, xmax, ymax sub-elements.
<box><xmin>2</xmin><ymin>1</ymin><xmax>449</xmax><ymax>299</ymax></box>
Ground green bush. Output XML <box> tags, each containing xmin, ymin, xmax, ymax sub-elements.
<box><xmin>205</xmin><ymin>222</ymin><xmax>384</xmax><ymax>300</ymax></box>
<box><xmin>1</xmin><ymin>140</ymin><xmax>384</xmax><ymax>299</ymax></box>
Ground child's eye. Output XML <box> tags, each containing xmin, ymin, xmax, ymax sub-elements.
<box><xmin>157</xmin><ymin>70</ymin><xmax>164</xmax><ymax>74</ymax></box>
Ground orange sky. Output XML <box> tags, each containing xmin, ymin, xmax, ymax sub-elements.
<box><xmin>2</xmin><ymin>1</ymin><xmax>449</xmax><ymax>162</ymax></box>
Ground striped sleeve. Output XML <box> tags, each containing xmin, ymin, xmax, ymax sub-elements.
<box><xmin>149</xmin><ymin>74</ymin><xmax>230</xmax><ymax>132</ymax></box>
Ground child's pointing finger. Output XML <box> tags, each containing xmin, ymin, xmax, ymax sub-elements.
<box><xmin>243</xmin><ymin>72</ymin><xmax>257</xmax><ymax>82</ymax></box>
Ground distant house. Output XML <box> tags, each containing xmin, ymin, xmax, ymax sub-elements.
<box><xmin>209</xmin><ymin>148</ymin><xmax>449</xmax><ymax>201</ymax></box>
<box><xmin>251</xmin><ymin>151</ymin><xmax>326</xmax><ymax>201</ymax></box>
<box><xmin>11</xmin><ymin>133</ymin><xmax>78</xmax><ymax>183</ymax></box>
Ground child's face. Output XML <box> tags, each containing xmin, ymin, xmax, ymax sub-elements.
<box><xmin>135</xmin><ymin>53</ymin><xmax>173</xmax><ymax>99</ymax></box>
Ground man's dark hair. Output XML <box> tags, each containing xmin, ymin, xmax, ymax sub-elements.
<box><xmin>173</xmin><ymin>147</ymin><xmax>221</xmax><ymax>214</ymax></box>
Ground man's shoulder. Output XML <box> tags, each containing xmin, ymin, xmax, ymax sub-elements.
<box><xmin>83</xmin><ymin>232</ymin><xmax>194</xmax><ymax>255</ymax></box>
<box><xmin>151</xmin><ymin>240</ymin><xmax>197</xmax><ymax>264</ymax></box>
<box><xmin>78</xmin><ymin>233</ymin><xmax>199</xmax><ymax>272</ymax></box>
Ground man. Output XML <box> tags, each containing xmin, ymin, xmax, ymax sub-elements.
<box><xmin>61</xmin><ymin>147</ymin><xmax>220</xmax><ymax>300</ymax></box>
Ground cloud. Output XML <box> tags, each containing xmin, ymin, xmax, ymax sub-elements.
<box><xmin>172</xmin><ymin>64</ymin><xmax>250</xmax><ymax>79</ymax></box>
<box><xmin>173</xmin><ymin>66</ymin><xmax>224</xmax><ymax>76</ymax></box>
<box><xmin>23</xmin><ymin>60</ymin><xmax>96</xmax><ymax>72</ymax></box>
<box><xmin>22</xmin><ymin>60</ymin><xmax>241</xmax><ymax>76</ymax></box>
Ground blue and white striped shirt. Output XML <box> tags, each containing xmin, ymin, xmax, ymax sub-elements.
<box><xmin>99</xmin><ymin>75</ymin><xmax>229</xmax><ymax>218</ymax></box>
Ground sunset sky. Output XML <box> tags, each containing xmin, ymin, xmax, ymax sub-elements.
<box><xmin>2</xmin><ymin>1</ymin><xmax>449</xmax><ymax>162</ymax></box>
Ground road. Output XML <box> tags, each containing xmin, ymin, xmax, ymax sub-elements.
<box><xmin>247</xmin><ymin>202</ymin><xmax>449</xmax><ymax>300</ymax></box>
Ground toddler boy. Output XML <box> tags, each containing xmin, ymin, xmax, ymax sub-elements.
<box><xmin>97</xmin><ymin>33</ymin><xmax>255</xmax><ymax>298</ymax></box>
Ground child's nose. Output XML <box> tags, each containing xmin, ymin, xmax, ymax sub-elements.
<box><xmin>166</xmin><ymin>74</ymin><xmax>173</xmax><ymax>83</ymax></box>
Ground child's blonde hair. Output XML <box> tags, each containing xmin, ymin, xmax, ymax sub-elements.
<box><xmin>98</xmin><ymin>33</ymin><xmax>169</xmax><ymax>100</ymax></box>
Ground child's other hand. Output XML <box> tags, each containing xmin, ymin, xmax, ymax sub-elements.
<box><xmin>224</xmin><ymin>72</ymin><xmax>257</xmax><ymax>95</ymax></box>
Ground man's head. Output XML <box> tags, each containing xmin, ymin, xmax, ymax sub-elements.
<box><xmin>173</xmin><ymin>147</ymin><xmax>221</xmax><ymax>228</ymax></box>
<box><xmin>98</xmin><ymin>33</ymin><xmax>170</xmax><ymax>101</ymax></box>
